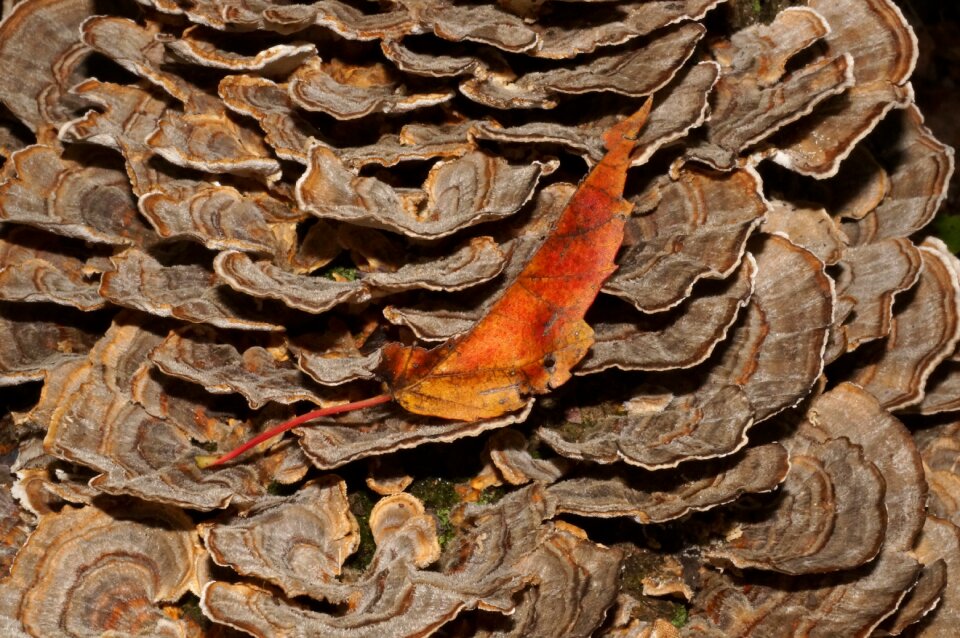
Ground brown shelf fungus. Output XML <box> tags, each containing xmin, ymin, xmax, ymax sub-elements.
<box><xmin>0</xmin><ymin>0</ymin><xmax>956</xmax><ymax>635</ymax></box>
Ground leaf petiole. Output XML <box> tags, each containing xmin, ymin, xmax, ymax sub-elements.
<box><xmin>196</xmin><ymin>393</ymin><xmax>393</xmax><ymax>468</ymax></box>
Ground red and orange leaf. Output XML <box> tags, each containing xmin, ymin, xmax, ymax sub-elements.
<box><xmin>380</xmin><ymin>99</ymin><xmax>653</xmax><ymax>421</ymax></box>
<box><xmin>201</xmin><ymin>100</ymin><xmax>651</xmax><ymax>467</ymax></box>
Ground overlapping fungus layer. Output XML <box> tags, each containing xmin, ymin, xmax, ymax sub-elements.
<box><xmin>0</xmin><ymin>0</ymin><xmax>956</xmax><ymax>636</ymax></box>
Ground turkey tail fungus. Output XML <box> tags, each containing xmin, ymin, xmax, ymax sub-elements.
<box><xmin>0</xmin><ymin>0</ymin><xmax>958</xmax><ymax>636</ymax></box>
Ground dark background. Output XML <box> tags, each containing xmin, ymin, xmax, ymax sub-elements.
<box><xmin>895</xmin><ymin>0</ymin><xmax>960</xmax><ymax>225</ymax></box>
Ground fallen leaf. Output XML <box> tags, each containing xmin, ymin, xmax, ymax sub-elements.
<box><xmin>202</xmin><ymin>99</ymin><xmax>652</xmax><ymax>466</ymax></box>
<box><xmin>380</xmin><ymin>99</ymin><xmax>652</xmax><ymax>420</ymax></box>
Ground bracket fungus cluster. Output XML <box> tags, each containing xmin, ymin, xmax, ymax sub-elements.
<box><xmin>0</xmin><ymin>0</ymin><xmax>958</xmax><ymax>636</ymax></box>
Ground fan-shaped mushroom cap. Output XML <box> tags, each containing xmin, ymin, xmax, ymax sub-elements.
<box><xmin>525</xmin><ymin>0</ymin><xmax>723</xmax><ymax>60</ymax></box>
<box><xmin>146</xmin><ymin>104</ymin><xmax>282</xmax><ymax>181</ymax></box>
<box><xmin>0</xmin><ymin>303</ymin><xmax>101</xmax><ymax>386</ymax></box>
<box><xmin>138</xmin><ymin>181</ymin><xmax>300</xmax><ymax>255</ymax></box>
<box><xmin>0</xmin><ymin>0</ymin><xmax>94</xmax><ymax>135</ymax></box>
<box><xmin>289</xmin><ymin>56</ymin><xmax>453</xmax><ymax>119</ymax></box>
<box><xmin>0</xmin><ymin>504</ymin><xmax>202</xmax><ymax>637</ymax></box>
<box><xmin>899</xmin><ymin>516</ymin><xmax>960</xmax><ymax>636</ymax></box>
<box><xmin>368</xmin><ymin>492</ymin><xmax>440</xmax><ymax>565</ymax></box>
<box><xmin>581</xmin><ymin>255</ymin><xmax>755</xmax><ymax>373</ymax></box>
<box><xmin>687</xmin><ymin>7</ymin><xmax>854</xmax><ymax>170</ymax></box>
<box><xmin>213</xmin><ymin>236</ymin><xmax>506</xmax><ymax>314</ymax></box>
<box><xmin>217</xmin><ymin>75</ymin><xmax>319</xmax><ymax>164</ymax></box>
<box><xmin>331</xmin><ymin>120</ymin><xmax>479</xmax><ymax>169</ymax></box>
<box><xmin>773</xmin><ymin>0</ymin><xmax>918</xmax><ymax>177</ymax></box>
<box><xmin>547</xmin><ymin>443</ymin><xmax>788</xmax><ymax>523</ymax></box>
<box><xmin>847</xmin><ymin>239</ymin><xmax>960</xmax><ymax>410</ymax></box>
<box><xmin>841</xmin><ymin>105</ymin><xmax>955</xmax><ymax>244</ymax></box>
<box><xmin>167</xmin><ymin>26</ymin><xmax>316</xmax><ymax>73</ymax></box>
<box><xmin>705</xmin><ymin>428</ymin><xmax>886</xmax><ymax>574</ymax></box>
<box><xmin>201</xmin><ymin>476</ymin><xmax>359</xmax><ymax>598</ymax></box>
<box><xmin>686</xmin><ymin>551</ymin><xmax>921</xmax><ymax>637</ymax></box>
<box><xmin>801</xmin><ymin>383</ymin><xmax>925</xmax><ymax>552</ymax></box>
<box><xmin>761</xmin><ymin>200</ymin><xmax>846</xmax><ymax>266</ymax></box>
<box><xmin>469</xmin><ymin>520</ymin><xmax>621</xmax><ymax>637</ymax></box>
<box><xmin>0</xmin><ymin>145</ymin><xmax>150</xmax><ymax>246</ymax></box>
<box><xmin>289</xmin><ymin>319</ymin><xmax>382</xmax><ymax>386</ymax></box>
<box><xmin>913</xmin><ymin>350</ymin><xmax>960</xmax><ymax>415</ymax></box>
<box><xmin>878</xmin><ymin>518</ymin><xmax>951</xmax><ymax>636</ymax></box>
<box><xmin>604</xmin><ymin>165</ymin><xmax>767</xmax><ymax>313</ymax></box>
<box><xmin>399</xmin><ymin>0</ymin><xmax>538</xmax><ymax>53</ymax></box>
<box><xmin>916</xmin><ymin>422</ymin><xmax>960</xmax><ymax>527</ymax></box>
<box><xmin>826</xmin><ymin>237</ymin><xmax>923</xmax><ymax>362</ymax></box>
<box><xmin>149</xmin><ymin>328</ymin><xmax>335</xmax><ymax>409</ymax></box>
<box><xmin>11</xmin><ymin>435</ymin><xmax>100</xmax><ymax>518</ymax></box>
<box><xmin>58</xmin><ymin>80</ymin><xmax>172</xmax><ymax>195</ymax></box>
<box><xmin>297</xmin><ymin>147</ymin><xmax>553</xmax><ymax>239</ymax></box>
<box><xmin>486</xmin><ymin>429</ymin><xmax>570</xmax><ymax>486</ymax></box>
<box><xmin>822</xmin><ymin>146</ymin><xmax>890</xmax><ymax>221</ymax></box>
<box><xmin>0</xmin><ymin>227</ymin><xmax>106</xmax><ymax>311</ymax></box>
<box><xmin>365</xmin><ymin>457</ymin><xmax>414</xmax><ymax>495</ymax></box>
<box><xmin>296</xmin><ymin>400</ymin><xmax>533</xmax><ymax>469</ymax></box>
<box><xmin>80</xmin><ymin>16</ymin><xmax>193</xmax><ymax>103</ymax></box>
<box><xmin>100</xmin><ymin>249</ymin><xmax>284</xmax><ymax>331</ymax></box>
